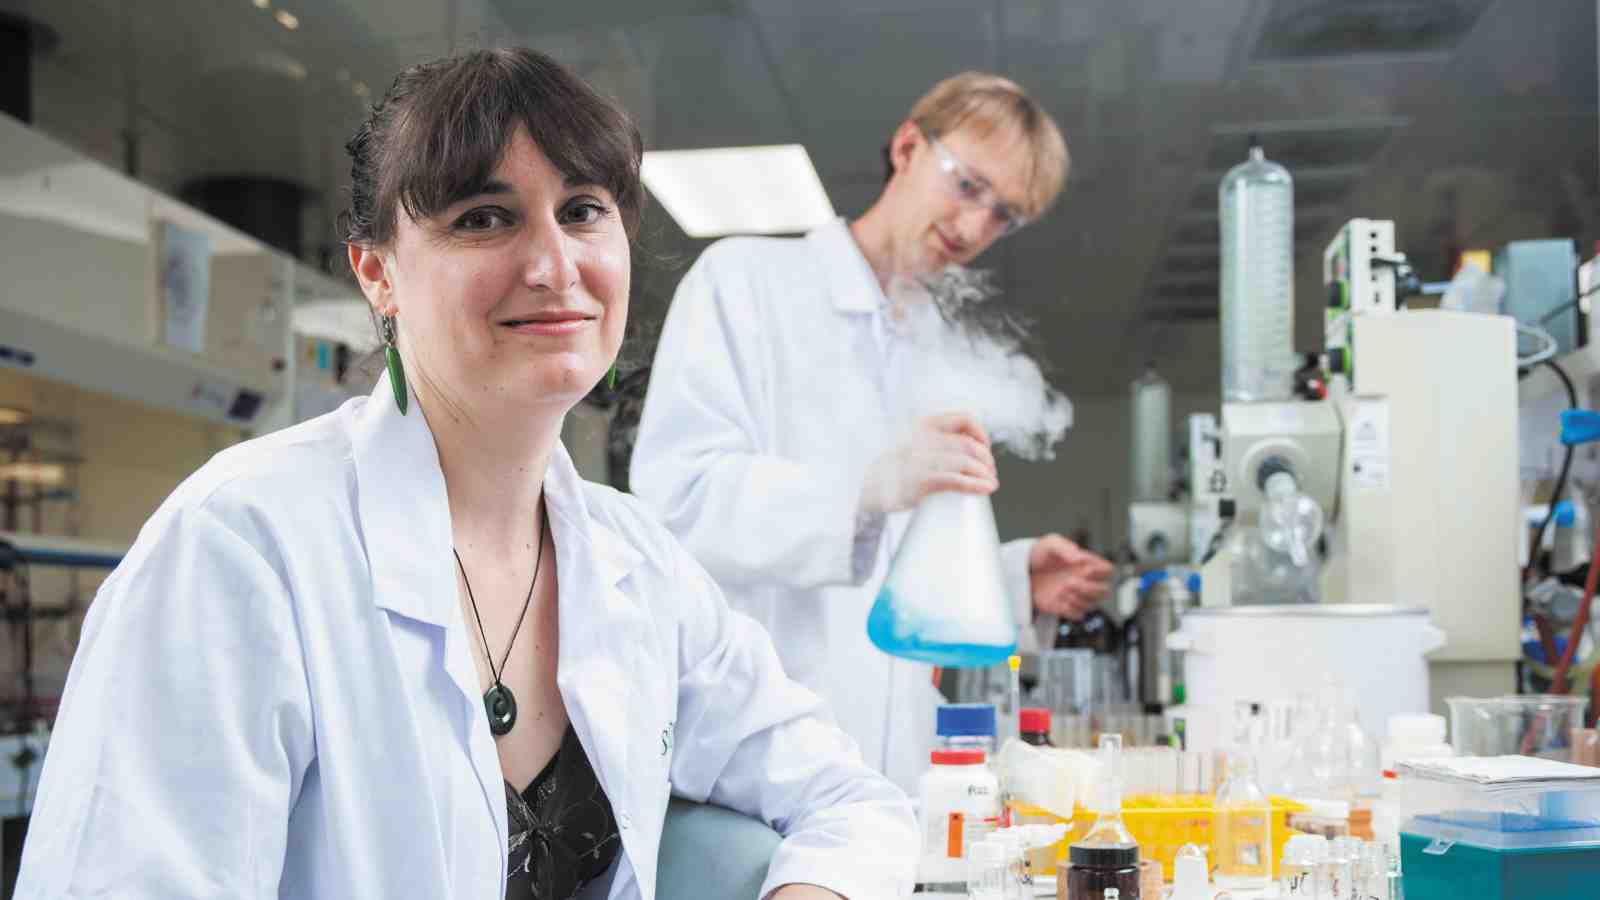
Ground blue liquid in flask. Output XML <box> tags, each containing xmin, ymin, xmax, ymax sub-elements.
<box><xmin>867</xmin><ymin>584</ymin><xmax>1016</xmax><ymax>668</ymax></box>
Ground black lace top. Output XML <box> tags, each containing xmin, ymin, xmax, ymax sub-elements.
<box><xmin>504</xmin><ymin>725</ymin><xmax>622</xmax><ymax>899</ymax></box>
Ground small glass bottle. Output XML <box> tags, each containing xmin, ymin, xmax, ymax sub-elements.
<box><xmin>1214</xmin><ymin>750</ymin><xmax>1272</xmax><ymax>891</ymax></box>
<box><xmin>967</xmin><ymin>838</ymin><xmax>1009</xmax><ymax>900</ymax></box>
<box><xmin>993</xmin><ymin>828</ymin><xmax>1026</xmax><ymax>900</ymax></box>
<box><xmin>1279</xmin><ymin>833</ymin><xmax>1327</xmax><ymax>898</ymax></box>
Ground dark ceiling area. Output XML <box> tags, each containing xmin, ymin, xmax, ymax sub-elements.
<box><xmin>3</xmin><ymin>0</ymin><xmax>1595</xmax><ymax>397</ymax></box>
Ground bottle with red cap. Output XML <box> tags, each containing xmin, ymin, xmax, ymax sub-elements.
<box><xmin>916</xmin><ymin>747</ymin><xmax>1001</xmax><ymax>890</ymax></box>
<box><xmin>1020</xmin><ymin>708</ymin><xmax>1053</xmax><ymax>747</ymax></box>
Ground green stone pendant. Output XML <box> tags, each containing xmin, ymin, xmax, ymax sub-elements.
<box><xmin>385</xmin><ymin>343</ymin><xmax>408</xmax><ymax>415</ymax></box>
<box><xmin>484</xmin><ymin>683</ymin><xmax>517</xmax><ymax>736</ymax></box>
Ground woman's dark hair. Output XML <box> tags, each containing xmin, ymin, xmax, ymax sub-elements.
<box><xmin>339</xmin><ymin>48</ymin><xmax>645</xmax><ymax>246</ymax></box>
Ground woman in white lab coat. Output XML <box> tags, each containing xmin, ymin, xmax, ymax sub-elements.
<box><xmin>16</xmin><ymin>48</ymin><xmax>915</xmax><ymax>900</ymax></box>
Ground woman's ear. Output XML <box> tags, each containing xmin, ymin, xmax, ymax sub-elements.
<box><xmin>349</xmin><ymin>243</ymin><xmax>393</xmax><ymax>313</ymax></box>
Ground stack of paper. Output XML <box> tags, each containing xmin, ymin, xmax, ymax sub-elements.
<box><xmin>1397</xmin><ymin>756</ymin><xmax>1600</xmax><ymax>794</ymax></box>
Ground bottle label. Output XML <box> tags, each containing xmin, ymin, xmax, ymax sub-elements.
<box><xmin>925</xmin><ymin>810</ymin><xmax>999</xmax><ymax>859</ymax></box>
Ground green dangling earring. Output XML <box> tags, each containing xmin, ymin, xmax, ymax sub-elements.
<box><xmin>607</xmin><ymin>362</ymin><xmax>618</xmax><ymax>391</ymax></box>
<box><xmin>382</xmin><ymin>314</ymin><xmax>408</xmax><ymax>415</ymax></box>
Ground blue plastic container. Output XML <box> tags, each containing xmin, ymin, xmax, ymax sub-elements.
<box><xmin>1400</xmin><ymin>817</ymin><xmax>1600</xmax><ymax>900</ymax></box>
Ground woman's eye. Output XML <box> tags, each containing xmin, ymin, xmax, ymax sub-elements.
<box><xmin>454</xmin><ymin>208</ymin><xmax>509</xmax><ymax>231</ymax></box>
<box><xmin>560</xmin><ymin>200</ymin><xmax>612</xmax><ymax>226</ymax></box>
<box><xmin>956</xmin><ymin>178</ymin><xmax>983</xmax><ymax>201</ymax></box>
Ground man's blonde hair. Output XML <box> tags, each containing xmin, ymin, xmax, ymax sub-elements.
<box><xmin>904</xmin><ymin>72</ymin><xmax>1069</xmax><ymax>218</ymax></box>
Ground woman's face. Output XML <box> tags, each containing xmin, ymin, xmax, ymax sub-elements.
<box><xmin>357</xmin><ymin>125</ymin><xmax>630</xmax><ymax>420</ymax></box>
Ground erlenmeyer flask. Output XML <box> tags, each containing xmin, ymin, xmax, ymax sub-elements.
<box><xmin>867</xmin><ymin>491</ymin><xmax>1017</xmax><ymax>667</ymax></box>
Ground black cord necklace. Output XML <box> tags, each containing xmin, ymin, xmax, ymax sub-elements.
<box><xmin>453</xmin><ymin>507</ymin><xmax>547</xmax><ymax>737</ymax></box>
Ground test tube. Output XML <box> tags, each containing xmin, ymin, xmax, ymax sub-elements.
<box><xmin>1386</xmin><ymin>843</ymin><xmax>1404</xmax><ymax>900</ymax></box>
<box><xmin>1317</xmin><ymin>837</ymin><xmax>1359</xmax><ymax>900</ymax></box>
<box><xmin>1357</xmin><ymin>842</ymin><xmax>1390</xmax><ymax>900</ymax></box>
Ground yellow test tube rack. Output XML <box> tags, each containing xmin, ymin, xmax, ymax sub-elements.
<box><xmin>1007</xmin><ymin>794</ymin><xmax>1308</xmax><ymax>881</ymax></box>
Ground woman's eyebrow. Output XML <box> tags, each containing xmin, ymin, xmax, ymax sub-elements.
<box><xmin>455</xmin><ymin>179</ymin><xmax>515</xmax><ymax>203</ymax></box>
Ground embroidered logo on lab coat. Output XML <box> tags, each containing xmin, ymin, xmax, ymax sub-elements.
<box><xmin>661</xmin><ymin>721</ymin><xmax>675</xmax><ymax>756</ymax></box>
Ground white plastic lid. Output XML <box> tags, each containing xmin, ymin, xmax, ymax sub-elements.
<box><xmin>1281</xmin><ymin>833</ymin><xmax>1329</xmax><ymax>864</ymax></box>
<box><xmin>1387</xmin><ymin>713</ymin><xmax>1447</xmax><ymax>746</ymax></box>
<box><xmin>969</xmin><ymin>839</ymin><xmax>1009</xmax><ymax>865</ymax></box>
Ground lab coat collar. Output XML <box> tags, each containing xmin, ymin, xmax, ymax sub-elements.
<box><xmin>350</xmin><ymin>371</ymin><xmax>456</xmax><ymax>627</ymax></box>
<box><xmin>350</xmin><ymin>371</ymin><xmax>641</xmax><ymax>627</ymax></box>
<box><xmin>809</xmin><ymin>217</ymin><xmax>886</xmax><ymax>314</ymax></box>
<box><xmin>541</xmin><ymin>434</ymin><xmax>643</xmax><ymax>590</ymax></box>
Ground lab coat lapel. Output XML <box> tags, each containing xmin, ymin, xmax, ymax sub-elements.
<box><xmin>349</xmin><ymin>372</ymin><xmax>508</xmax><ymax>858</ymax></box>
<box><xmin>542</xmin><ymin>447</ymin><xmax>646</xmax><ymax>850</ymax></box>
<box><xmin>810</xmin><ymin>218</ymin><xmax>900</xmax><ymax>415</ymax></box>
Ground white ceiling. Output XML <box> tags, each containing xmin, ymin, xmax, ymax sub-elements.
<box><xmin>3</xmin><ymin>0</ymin><xmax>1597</xmax><ymax>395</ymax></box>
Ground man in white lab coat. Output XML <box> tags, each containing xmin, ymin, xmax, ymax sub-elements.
<box><xmin>632</xmin><ymin>72</ymin><xmax>1113</xmax><ymax>792</ymax></box>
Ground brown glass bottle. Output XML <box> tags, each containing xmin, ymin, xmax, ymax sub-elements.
<box><xmin>1060</xmin><ymin>841</ymin><xmax>1140</xmax><ymax>900</ymax></box>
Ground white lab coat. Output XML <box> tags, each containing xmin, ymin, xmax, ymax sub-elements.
<box><xmin>632</xmin><ymin>218</ymin><xmax>1037</xmax><ymax>795</ymax></box>
<box><xmin>16</xmin><ymin>374</ymin><xmax>917</xmax><ymax>900</ymax></box>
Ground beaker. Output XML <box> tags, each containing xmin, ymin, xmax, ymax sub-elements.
<box><xmin>868</xmin><ymin>491</ymin><xmax>1017</xmax><ymax>667</ymax></box>
<box><xmin>1446</xmin><ymin>695</ymin><xmax>1589</xmax><ymax>760</ymax></box>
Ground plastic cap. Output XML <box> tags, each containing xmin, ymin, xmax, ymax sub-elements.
<box><xmin>1186</xmin><ymin>573</ymin><xmax>1202</xmax><ymax>595</ymax></box>
<box><xmin>1561</xmin><ymin>409</ymin><xmax>1600</xmax><ymax>446</ymax></box>
<box><xmin>936</xmin><ymin>703</ymin><xmax>997</xmax><ymax>738</ymax></box>
<box><xmin>1138</xmin><ymin>570</ymin><xmax>1169</xmax><ymax>594</ymax></box>
<box><xmin>1282</xmin><ymin>833</ymin><xmax>1329</xmax><ymax>864</ymax></box>
<box><xmin>1387</xmin><ymin>712</ymin><xmax>1447</xmax><ymax>746</ymax></box>
<box><xmin>931</xmin><ymin>749</ymin><xmax>985</xmax><ymax>765</ymax></box>
<box><xmin>1021</xmin><ymin>708</ymin><xmax>1051</xmax><ymax>734</ymax></box>
<box><xmin>1556</xmin><ymin>500</ymin><xmax>1577</xmax><ymax>527</ymax></box>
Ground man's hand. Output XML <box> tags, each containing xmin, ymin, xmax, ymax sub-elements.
<box><xmin>767</xmin><ymin>885</ymin><xmax>846</xmax><ymax>900</ymax></box>
<box><xmin>1028</xmin><ymin>533</ymin><xmax>1113</xmax><ymax>620</ymax></box>
<box><xmin>859</xmin><ymin>412</ymin><xmax>997</xmax><ymax>517</ymax></box>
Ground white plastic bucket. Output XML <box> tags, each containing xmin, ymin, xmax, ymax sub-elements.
<box><xmin>1170</xmin><ymin>604</ymin><xmax>1445</xmax><ymax>753</ymax></box>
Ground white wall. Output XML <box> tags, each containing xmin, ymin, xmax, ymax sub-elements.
<box><xmin>990</xmin><ymin>390</ymin><xmax>1217</xmax><ymax>554</ymax></box>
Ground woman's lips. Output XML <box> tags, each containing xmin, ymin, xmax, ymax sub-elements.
<box><xmin>500</xmin><ymin>316</ymin><xmax>595</xmax><ymax>336</ymax></box>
